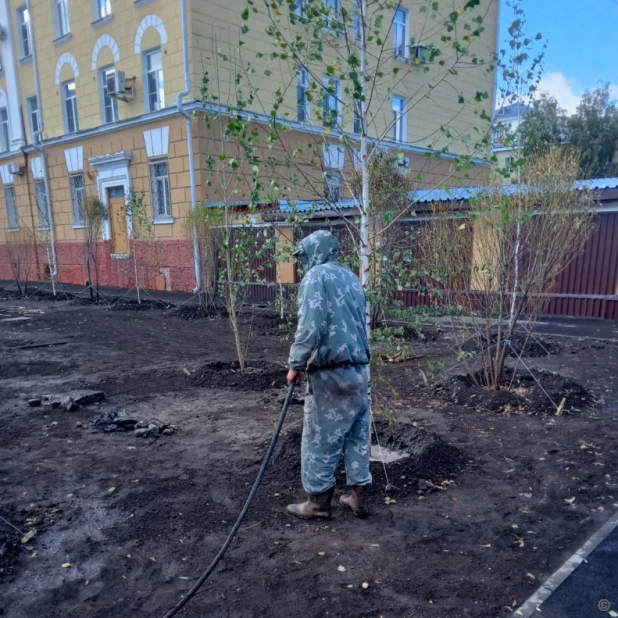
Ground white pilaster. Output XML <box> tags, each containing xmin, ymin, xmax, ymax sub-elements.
<box><xmin>0</xmin><ymin>0</ymin><xmax>26</xmax><ymax>149</ymax></box>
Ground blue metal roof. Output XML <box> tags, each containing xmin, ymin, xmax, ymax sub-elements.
<box><xmin>409</xmin><ymin>178</ymin><xmax>618</xmax><ymax>204</ymax></box>
<box><xmin>258</xmin><ymin>178</ymin><xmax>618</xmax><ymax>214</ymax></box>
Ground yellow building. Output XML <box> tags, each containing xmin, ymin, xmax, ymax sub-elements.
<box><xmin>0</xmin><ymin>0</ymin><xmax>499</xmax><ymax>292</ymax></box>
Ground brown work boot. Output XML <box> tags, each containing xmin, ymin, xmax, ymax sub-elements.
<box><xmin>286</xmin><ymin>487</ymin><xmax>334</xmax><ymax>519</ymax></box>
<box><xmin>340</xmin><ymin>485</ymin><xmax>369</xmax><ymax>518</ymax></box>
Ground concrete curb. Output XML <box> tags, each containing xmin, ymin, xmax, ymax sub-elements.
<box><xmin>512</xmin><ymin>510</ymin><xmax>618</xmax><ymax>617</ymax></box>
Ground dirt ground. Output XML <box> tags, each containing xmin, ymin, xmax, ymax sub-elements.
<box><xmin>1</xmin><ymin>291</ymin><xmax>618</xmax><ymax>618</ymax></box>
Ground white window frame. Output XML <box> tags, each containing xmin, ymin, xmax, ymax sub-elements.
<box><xmin>4</xmin><ymin>185</ymin><xmax>19</xmax><ymax>231</ymax></box>
<box><xmin>149</xmin><ymin>159</ymin><xmax>171</xmax><ymax>219</ymax></box>
<box><xmin>53</xmin><ymin>0</ymin><xmax>70</xmax><ymax>39</ymax></box>
<box><xmin>94</xmin><ymin>0</ymin><xmax>111</xmax><ymax>21</ymax></box>
<box><xmin>324</xmin><ymin>169</ymin><xmax>342</xmax><ymax>203</ymax></box>
<box><xmin>322</xmin><ymin>75</ymin><xmax>341</xmax><ymax>127</ymax></box>
<box><xmin>27</xmin><ymin>96</ymin><xmax>40</xmax><ymax>140</ymax></box>
<box><xmin>144</xmin><ymin>48</ymin><xmax>164</xmax><ymax>113</ymax></box>
<box><xmin>393</xmin><ymin>8</ymin><xmax>408</xmax><ymax>60</ymax></box>
<box><xmin>16</xmin><ymin>6</ymin><xmax>32</xmax><ymax>59</ymax></box>
<box><xmin>297</xmin><ymin>68</ymin><xmax>310</xmax><ymax>123</ymax></box>
<box><xmin>392</xmin><ymin>95</ymin><xmax>406</xmax><ymax>142</ymax></box>
<box><xmin>353</xmin><ymin>99</ymin><xmax>362</xmax><ymax>134</ymax></box>
<box><xmin>0</xmin><ymin>107</ymin><xmax>10</xmax><ymax>153</ymax></box>
<box><xmin>35</xmin><ymin>180</ymin><xmax>50</xmax><ymax>229</ymax></box>
<box><xmin>62</xmin><ymin>80</ymin><xmax>79</xmax><ymax>134</ymax></box>
<box><xmin>353</xmin><ymin>0</ymin><xmax>361</xmax><ymax>43</ymax></box>
<box><xmin>70</xmin><ymin>173</ymin><xmax>86</xmax><ymax>225</ymax></box>
<box><xmin>323</xmin><ymin>0</ymin><xmax>340</xmax><ymax>31</ymax></box>
<box><xmin>293</xmin><ymin>0</ymin><xmax>304</xmax><ymax>17</ymax></box>
<box><xmin>99</xmin><ymin>66</ymin><xmax>119</xmax><ymax>124</ymax></box>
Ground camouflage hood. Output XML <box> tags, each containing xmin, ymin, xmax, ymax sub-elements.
<box><xmin>295</xmin><ymin>230</ymin><xmax>339</xmax><ymax>271</ymax></box>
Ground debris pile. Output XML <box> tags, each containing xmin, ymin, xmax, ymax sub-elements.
<box><xmin>28</xmin><ymin>390</ymin><xmax>105</xmax><ymax>411</ymax></box>
<box><xmin>91</xmin><ymin>410</ymin><xmax>138</xmax><ymax>433</ymax></box>
<box><xmin>90</xmin><ymin>411</ymin><xmax>175</xmax><ymax>438</ymax></box>
<box><xmin>134</xmin><ymin>419</ymin><xmax>176</xmax><ymax>438</ymax></box>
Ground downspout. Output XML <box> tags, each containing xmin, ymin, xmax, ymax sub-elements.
<box><xmin>177</xmin><ymin>0</ymin><xmax>202</xmax><ymax>294</ymax></box>
<box><xmin>25</xmin><ymin>0</ymin><xmax>57</xmax><ymax>280</ymax></box>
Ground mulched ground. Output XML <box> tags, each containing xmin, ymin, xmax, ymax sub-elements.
<box><xmin>0</xmin><ymin>294</ymin><xmax>617</xmax><ymax>618</ymax></box>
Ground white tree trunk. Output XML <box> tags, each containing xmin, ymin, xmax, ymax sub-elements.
<box><xmin>359</xmin><ymin>0</ymin><xmax>371</xmax><ymax>336</ymax></box>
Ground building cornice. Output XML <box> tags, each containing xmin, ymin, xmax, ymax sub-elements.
<box><xmin>0</xmin><ymin>99</ymin><xmax>489</xmax><ymax>167</ymax></box>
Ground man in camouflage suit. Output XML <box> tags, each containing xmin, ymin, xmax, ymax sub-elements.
<box><xmin>285</xmin><ymin>229</ymin><xmax>372</xmax><ymax>519</ymax></box>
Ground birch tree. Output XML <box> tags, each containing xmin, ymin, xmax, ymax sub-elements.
<box><xmin>206</xmin><ymin>0</ymin><xmax>502</xmax><ymax>332</ymax></box>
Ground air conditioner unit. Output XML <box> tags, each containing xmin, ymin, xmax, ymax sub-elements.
<box><xmin>8</xmin><ymin>163</ymin><xmax>24</xmax><ymax>175</ymax></box>
<box><xmin>108</xmin><ymin>71</ymin><xmax>135</xmax><ymax>102</ymax></box>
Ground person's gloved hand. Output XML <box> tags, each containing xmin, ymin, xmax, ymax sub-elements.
<box><xmin>287</xmin><ymin>369</ymin><xmax>302</xmax><ymax>386</ymax></box>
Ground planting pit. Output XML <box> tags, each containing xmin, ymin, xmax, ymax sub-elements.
<box><xmin>189</xmin><ymin>359</ymin><xmax>287</xmax><ymax>390</ymax></box>
<box><xmin>268</xmin><ymin>421</ymin><xmax>468</xmax><ymax>500</ymax></box>
<box><xmin>436</xmin><ymin>368</ymin><xmax>594</xmax><ymax>414</ymax></box>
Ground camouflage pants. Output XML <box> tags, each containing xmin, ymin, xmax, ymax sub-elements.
<box><xmin>301</xmin><ymin>365</ymin><xmax>372</xmax><ymax>495</ymax></box>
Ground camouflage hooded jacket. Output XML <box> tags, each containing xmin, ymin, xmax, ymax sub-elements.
<box><xmin>288</xmin><ymin>230</ymin><xmax>370</xmax><ymax>372</ymax></box>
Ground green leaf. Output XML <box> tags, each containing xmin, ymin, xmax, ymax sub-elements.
<box><xmin>241</xmin><ymin>7</ymin><xmax>249</xmax><ymax>20</ymax></box>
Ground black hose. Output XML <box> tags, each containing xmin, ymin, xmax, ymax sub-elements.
<box><xmin>161</xmin><ymin>381</ymin><xmax>297</xmax><ymax>618</ymax></box>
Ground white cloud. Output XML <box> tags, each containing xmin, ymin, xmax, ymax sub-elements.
<box><xmin>536</xmin><ymin>72</ymin><xmax>583</xmax><ymax>115</ymax></box>
<box><xmin>536</xmin><ymin>72</ymin><xmax>618</xmax><ymax>115</ymax></box>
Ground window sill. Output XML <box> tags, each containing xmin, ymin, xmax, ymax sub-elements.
<box><xmin>37</xmin><ymin>225</ymin><xmax>51</xmax><ymax>232</ymax></box>
<box><xmin>133</xmin><ymin>0</ymin><xmax>155</xmax><ymax>6</ymax></box>
<box><xmin>152</xmin><ymin>216</ymin><xmax>175</xmax><ymax>225</ymax></box>
<box><xmin>19</xmin><ymin>55</ymin><xmax>33</xmax><ymax>66</ymax></box>
<box><xmin>7</xmin><ymin>227</ymin><xmax>21</xmax><ymax>233</ymax></box>
<box><xmin>53</xmin><ymin>33</ymin><xmax>72</xmax><ymax>47</ymax></box>
<box><xmin>91</xmin><ymin>14</ymin><xmax>113</xmax><ymax>29</ymax></box>
<box><xmin>72</xmin><ymin>223</ymin><xmax>87</xmax><ymax>229</ymax></box>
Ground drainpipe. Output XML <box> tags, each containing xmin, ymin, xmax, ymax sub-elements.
<box><xmin>25</xmin><ymin>0</ymin><xmax>57</xmax><ymax>281</ymax></box>
<box><xmin>177</xmin><ymin>0</ymin><xmax>202</xmax><ymax>294</ymax></box>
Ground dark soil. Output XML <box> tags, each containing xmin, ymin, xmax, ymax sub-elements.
<box><xmin>462</xmin><ymin>331</ymin><xmax>561</xmax><ymax>358</ymax></box>
<box><xmin>189</xmin><ymin>359</ymin><xmax>287</xmax><ymax>390</ymax></box>
<box><xmin>401</xmin><ymin>325</ymin><xmax>444</xmax><ymax>342</ymax></box>
<box><xmin>1</xmin><ymin>292</ymin><xmax>617</xmax><ymax>618</ymax></box>
<box><xmin>436</xmin><ymin>368</ymin><xmax>595</xmax><ymax>414</ymax></box>
<box><xmin>69</xmin><ymin>295</ymin><xmax>173</xmax><ymax>311</ymax></box>
<box><xmin>107</xmin><ymin>298</ymin><xmax>174</xmax><ymax>312</ymax></box>
<box><xmin>270</xmin><ymin>421</ymin><xmax>469</xmax><ymax>500</ymax></box>
<box><xmin>165</xmin><ymin>304</ymin><xmax>228</xmax><ymax>320</ymax></box>
<box><xmin>0</xmin><ymin>507</ymin><xmax>21</xmax><ymax>581</ymax></box>
<box><xmin>248</xmin><ymin>311</ymin><xmax>296</xmax><ymax>336</ymax></box>
<box><xmin>0</xmin><ymin>286</ymin><xmax>73</xmax><ymax>302</ymax></box>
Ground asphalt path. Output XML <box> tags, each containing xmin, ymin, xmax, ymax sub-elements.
<box><xmin>538</xmin><ymin>525</ymin><xmax>618</xmax><ymax>618</ymax></box>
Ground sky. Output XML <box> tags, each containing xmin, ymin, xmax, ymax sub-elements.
<box><xmin>498</xmin><ymin>0</ymin><xmax>618</xmax><ymax>114</ymax></box>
